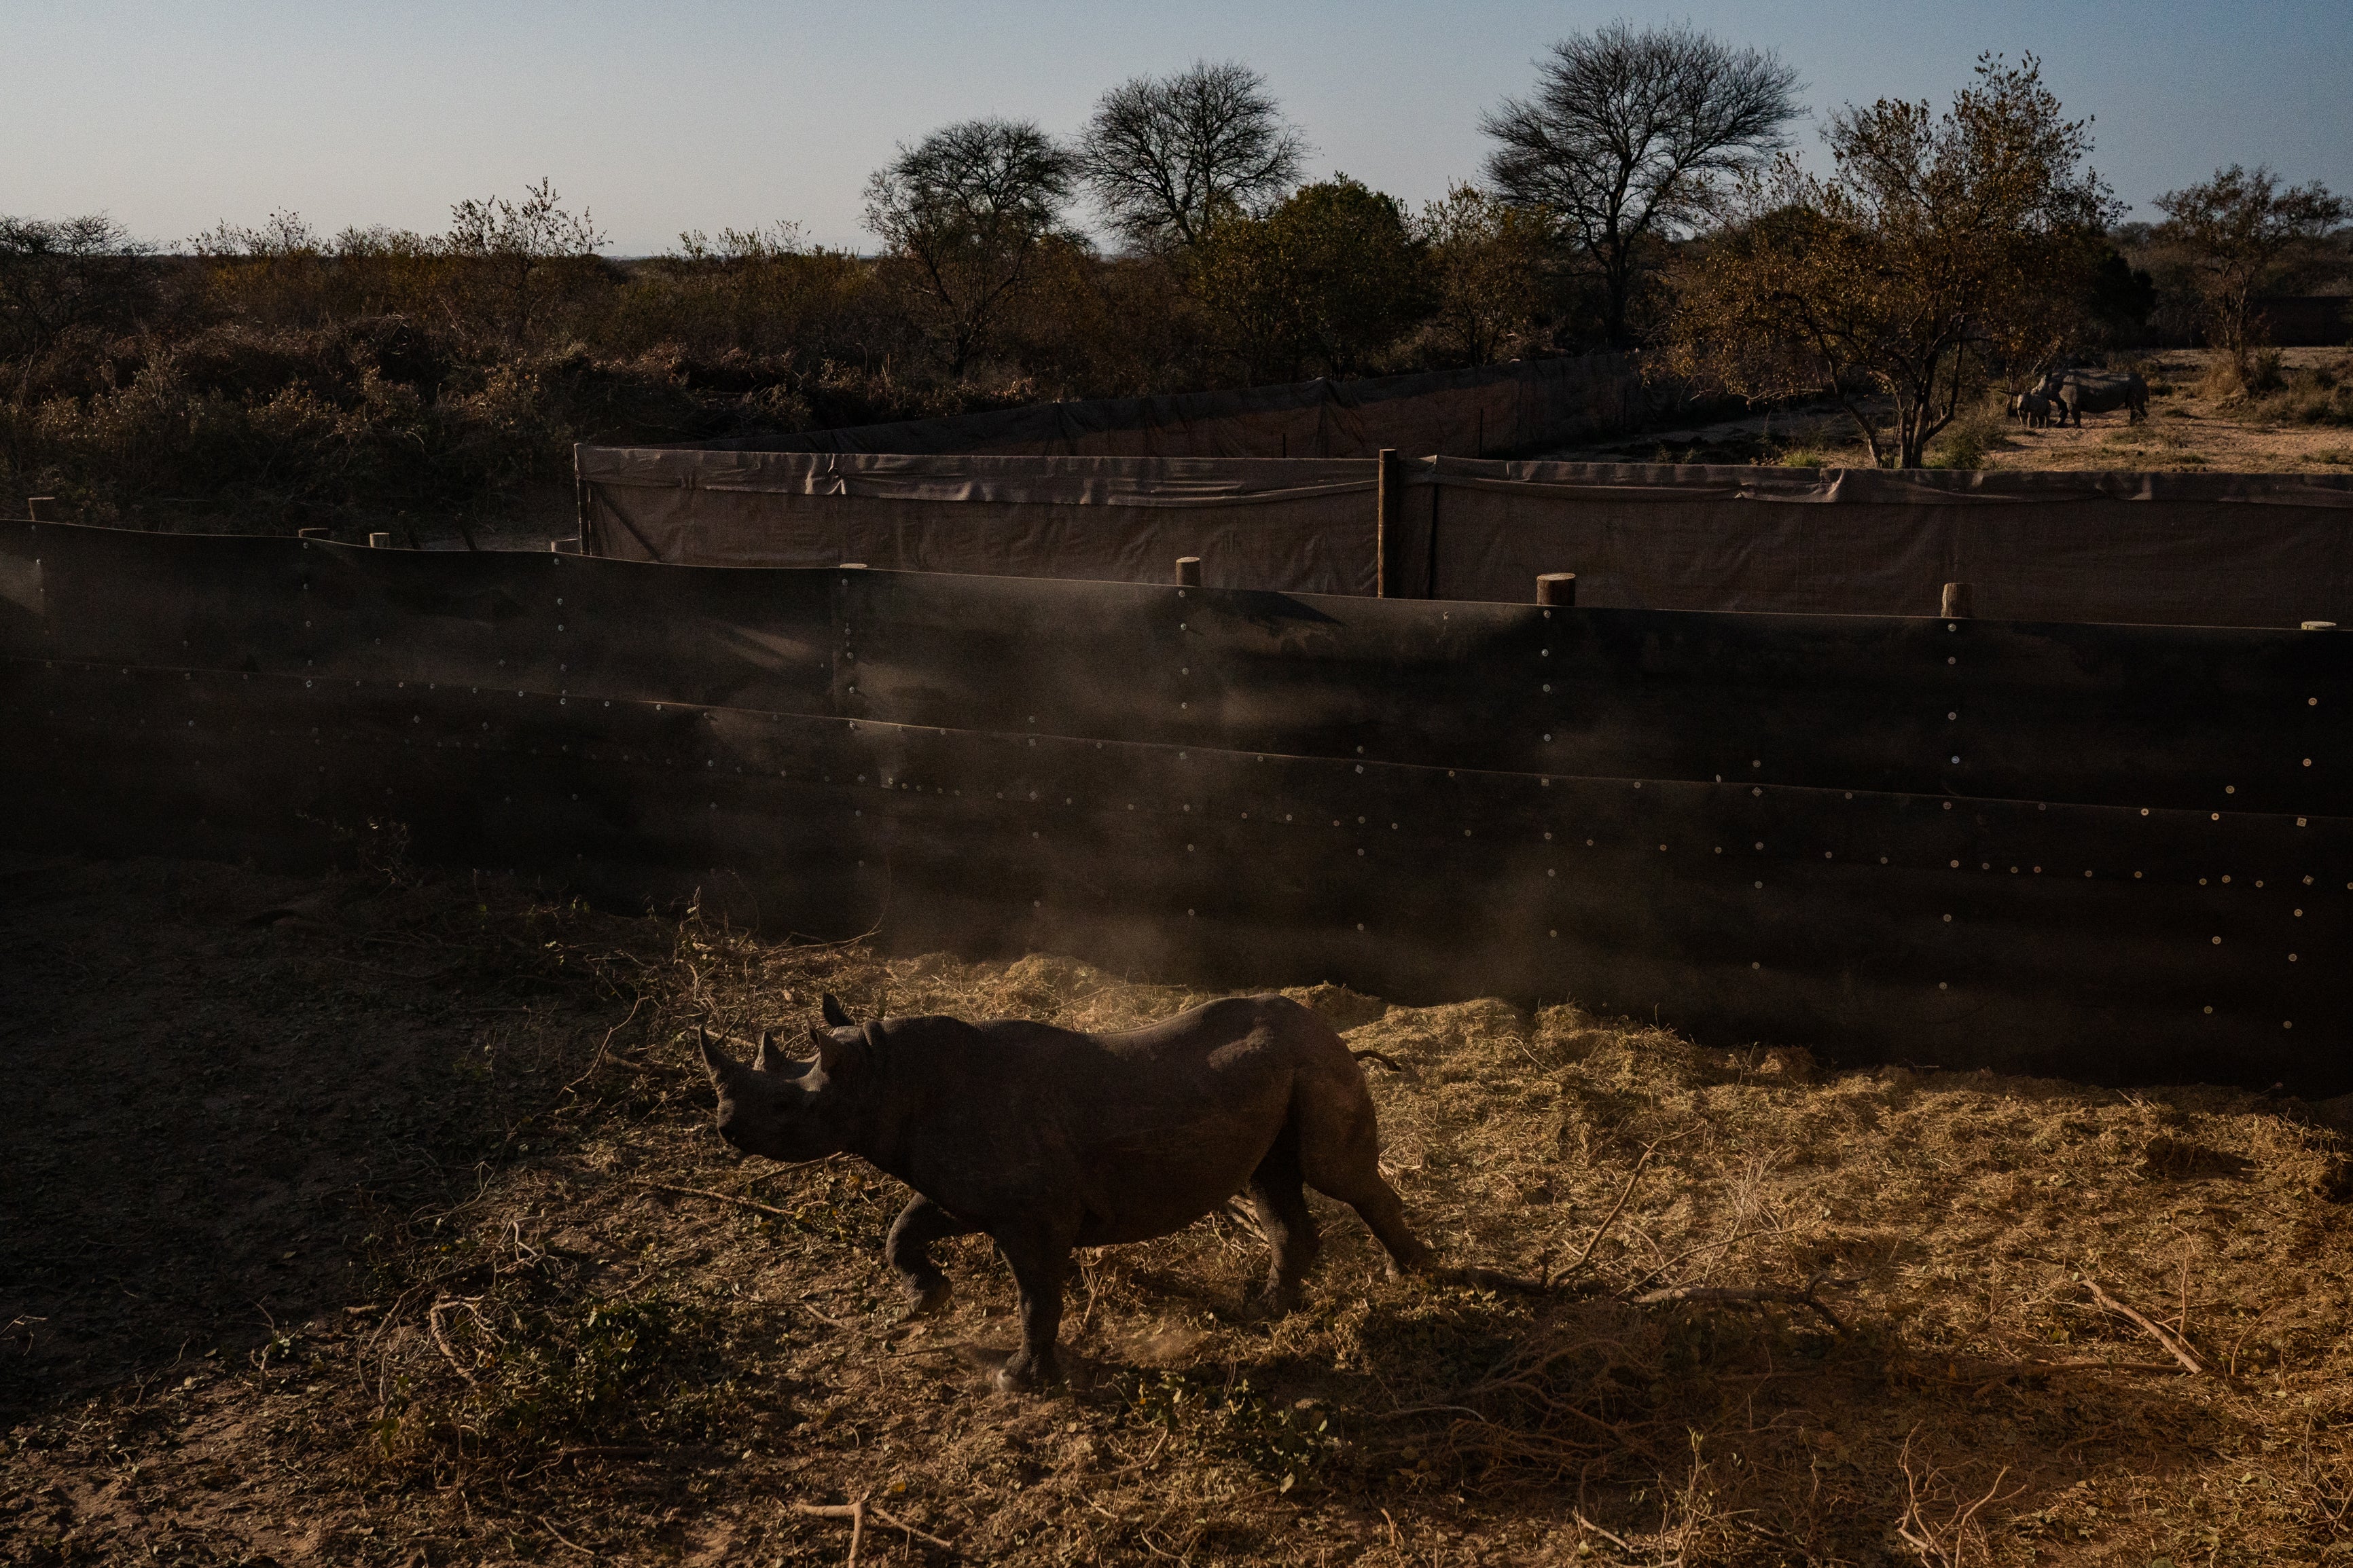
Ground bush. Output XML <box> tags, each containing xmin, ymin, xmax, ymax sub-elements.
<box><xmin>1927</xmin><ymin>394</ymin><xmax>2013</xmax><ymax>469</ymax></box>
<box><xmin>2199</xmin><ymin>347</ymin><xmax>2286</xmax><ymax>401</ymax></box>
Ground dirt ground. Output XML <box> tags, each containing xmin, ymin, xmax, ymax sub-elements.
<box><xmin>4</xmin><ymin>852</ymin><xmax>2352</xmax><ymax>1567</ymax></box>
<box><xmin>1556</xmin><ymin>348</ymin><xmax>2353</xmax><ymax>474</ymax></box>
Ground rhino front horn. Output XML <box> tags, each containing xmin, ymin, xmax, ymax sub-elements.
<box><xmin>821</xmin><ymin>993</ymin><xmax>855</xmax><ymax>1028</ymax></box>
<box><xmin>698</xmin><ymin>1027</ymin><xmax>744</xmax><ymax>1084</ymax></box>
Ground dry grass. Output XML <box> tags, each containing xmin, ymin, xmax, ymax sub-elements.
<box><xmin>5</xmin><ymin>862</ymin><xmax>2353</xmax><ymax>1565</ymax></box>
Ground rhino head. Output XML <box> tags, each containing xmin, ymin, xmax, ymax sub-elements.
<box><xmin>698</xmin><ymin>993</ymin><xmax>865</xmax><ymax>1163</ymax></box>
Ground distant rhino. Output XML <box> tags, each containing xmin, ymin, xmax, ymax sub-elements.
<box><xmin>700</xmin><ymin>993</ymin><xmax>1440</xmax><ymax>1393</ymax></box>
<box><xmin>2038</xmin><ymin>369</ymin><xmax>2149</xmax><ymax>426</ymax></box>
<box><xmin>2008</xmin><ymin>390</ymin><xmax>2054</xmax><ymax>429</ymax></box>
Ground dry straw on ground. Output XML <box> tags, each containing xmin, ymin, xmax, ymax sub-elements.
<box><xmin>4</xmin><ymin>860</ymin><xmax>2352</xmax><ymax>1565</ymax></box>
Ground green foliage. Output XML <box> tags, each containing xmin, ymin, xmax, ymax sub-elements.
<box><xmin>1927</xmin><ymin>395</ymin><xmax>2013</xmax><ymax>469</ymax></box>
<box><xmin>2153</xmin><ymin>164</ymin><xmax>2346</xmax><ymax>370</ymax></box>
<box><xmin>2239</xmin><ymin>358</ymin><xmax>2353</xmax><ymax>425</ymax></box>
<box><xmin>863</xmin><ymin>119</ymin><xmax>1081</xmax><ymax>376</ymax></box>
<box><xmin>1189</xmin><ymin>175</ymin><xmax>1434</xmax><ymax>380</ymax></box>
<box><xmin>1668</xmin><ymin>54</ymin><xmax>2118</xmax><ymax>468</ymax></box>
<box><xmin>1414</xmin><ymin>185</ymin><xmax>1550</xmax><ymax>367</ymax></box>
<box><xmin>1122</xmin><ymin>1370</ymin><xmax>1338</xmax><ymax>1488</ymax></box>
<box><xmin>2081</xmin><ymin>249</ymin><xmax>2159</xmax><ymax>346</ymax></box>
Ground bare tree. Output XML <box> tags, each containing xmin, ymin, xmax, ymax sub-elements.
<box><xmin>1481</xmin><ymin>21</ymin><xmax>1802</xmax><ymax>348</ymax></box>
<box><xmin>2153</xmin><ymin>164</ymin><xmax>2346</xmax><ymax>374</ymax></box>
<box><xmin>1078</xmin><ymin>60</ymin><xmax>1309</xmax><ymax>252</ymax></box>
<box><xmin>865</xmin><ymin>118</ymin><xmax>1080</xmax><ymax>377</ymax></box>
<box><xmin>0</xmin><ymin>213</ymin><xmax>155</xmax><ymax>364</ymax></box>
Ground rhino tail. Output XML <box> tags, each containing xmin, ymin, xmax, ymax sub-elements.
<box><xmin>1350</xmin><ymin>1047</ymin><xmax>1419</xmax><ymax>1081</ymax></box>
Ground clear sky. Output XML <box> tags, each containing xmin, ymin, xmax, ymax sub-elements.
<box><xmin>4</xmin><ymin>1</ymin><xmax>2348</xmax><ymax>255</ymax></box>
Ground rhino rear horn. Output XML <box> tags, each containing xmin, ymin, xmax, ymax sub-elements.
<box><xmin>753</xmin><ymin>1028</ymin><xmax>776</xmax><ymax>1073</ymax></box>
<box><xmin>821</xmin><ymin>993</ymin><xmax>855</xmax><ymax>1028</ymax></box>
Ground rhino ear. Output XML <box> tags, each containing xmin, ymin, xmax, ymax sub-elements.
<box><xmin>698</xmin><ymin>1027</ymin><xmax>746</xmax><ymax>1087</ymax></box>
<box><xmin>821</xmin><ymin>993</ymin><xmax>854</xmax><ymax>1028</ymax></box>
<box><xmin>753</xmin><ymin>1029</ymin><xmax>776</xmax><ymax>1073</ymax></box>
<box><xmin>807</xmin><ymin>1021</ymin><xmax>855</xmax><ymax>1078</ymax></box>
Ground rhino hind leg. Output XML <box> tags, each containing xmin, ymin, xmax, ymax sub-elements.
<box><xmin>885</xmin><ymin>1195</ymin><xmax>974</xmax><ymax>1319</ymax></box>
<box><xmin>1244</xmin><ymin>1127</ymin><xmax>1321</xmax><ymax>1315</ymax></box>
<box><xmin>1295</xmin><ymin>1093</ymin><xmax>1435</xmax><ymax>1277</ymax></box>
<box><xmin>1338</xmin><ymin>1177</ymin><xmax>1435</xmax><ymax>1277</ymax></box>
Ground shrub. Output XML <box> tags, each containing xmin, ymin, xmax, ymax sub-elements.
<box><xmin>1928</xmin><ymin>394</ymin><xmax>2013</xmax><ymax>469</ymax></box>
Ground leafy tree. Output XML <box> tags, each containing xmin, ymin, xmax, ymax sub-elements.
<box><xmin>441</xmin><ymin>179</ymin><xmax>607</xmax><ymax>345</ymax></box>
<box><xmin>0</xmin><ymin>213</ymin><xmax>156</xmax><ymax>364</ymax></box>
<box><xmin>1481</xmin><ymin>21</ymin><xmax>1801</xmax><ymax>349</ymax></box>
<box><xmin>1077</xmin><ymin>60</ymin><xmax>1309</xmax><ymax>252</ymax></box>
<box><xmin>1666</xmin><ymin>55</ymin><xmax>2117</xmax><ymax>468</ymax></box>
<box><xmin>1189</xmin><ymin>176</ymin><xmax>1432</xmax><ymax>381</ymax></box>
<box><xmin>864</xmin><ymin>119</ymin><xmax>1080</xmax><ymax>377</ymax></box>
<box><xmin>2080</xmin><ymin>248</ymin><xmax>2158</xmax><ymax>347</ymax></box>
<box><xmin>2153</xmin><ymin>165</ymin><xmax>2346</xmax><ymax>372</ymax></box>
<box><xmin>1415</xmin><ymin>185</ymin><xmax>1549</xmax><ymax>366</ymax></box>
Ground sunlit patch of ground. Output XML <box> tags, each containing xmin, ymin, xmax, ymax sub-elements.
<box><xmin>1556</xmin><ymin>347</ymin><xmax>2353</xmax><ymax>475</ymax></box>
<box><xmin>3</xmin><ymin>856</ymin><xmax>2351</xmax><ymax>1565</ymax></box>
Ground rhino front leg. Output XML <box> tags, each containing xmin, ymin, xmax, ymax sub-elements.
<box><xmin>885</xmin><ymin>1195</ymin><xmax>973</xmax><ymax>1319</ymax></box>
<box><xmin>990</xmin><ymin>1222</ymin><xmax>1075</xmax><ymax>1394</ymax></box>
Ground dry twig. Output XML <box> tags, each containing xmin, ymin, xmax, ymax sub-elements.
<box><xmin>1574</xmin><ymin>1510</ymin><xmax>1636</xmax><ymax>1552</ymax></box>
<box><xmin>539</xmin><ymin>1514</ymin><xmax>598</xmax><ymax>1558</ymax></box>
<box><xmin>793</xmin><ymin>1496</ymin><xmax>954</xmax><ymax>1556</ymax></box>
<box><xmin>1632</xmin><ymin>1271</ymin><xmax>1855</xmax><ymax>1334</ymax></box>
<box><xmin>618</xmin><ymin>1177</ymin><xmax>793</xmax><ymax>1220</ymax></box>
<box><xmin>2085</xmin><ymin>1277</ymin><xmax>2203</xmax><ymax>1374</ymax></box>
<box><xmin>1895</xmin><ymin>1432</ymin><xmax>2022</xmax><ymax>1567</ymax></box>
<box><xmin>1547</xmin><ymin>1144</ymin><xmax>1655</xmax><ymax>1287</ymax></box>
<box><xmin>559</xmin><ymin>995</ymin><xmax>645</xmax><ymax>1100</ymax></box>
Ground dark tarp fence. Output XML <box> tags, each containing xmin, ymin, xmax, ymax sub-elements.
<box><xmin>581</xmin><ymin>452</ymin><xmax>2353</xmax><ymax>630</ymax></box>
<box><xmin>5</xmin><ymin>519</ymin><xmax>2347</xmax><ymax>1091</ymax></box>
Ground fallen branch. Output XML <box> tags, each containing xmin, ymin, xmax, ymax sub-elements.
<box><xmin>1632</xmin><ymin>1272</ymin><xmax>1855</xmax><ymax>1334</ymax></box>
<box><xmin>539</xmin><ymin>1514</ymin><xmax>597</xmax><ymax>1558</ymax></box>
<box><xmin>559</xmin><ymin>995</ymin><xmax>645</xmax><ymax>1100</ymax></box>
<box><xmin>2085</xmin><ymin>1277</ymin><xmax>2203</xmax><ymax>1374</ymax></box>
<box><xmin>793</xmin><ymin>1497</ymin><xmax>954</xmax><ymax>1555</ymax></box>
<box><xmin>789</xmin><ymin>1296</ymin><xmax>855</xmax><ymax>1332</ymax></box>
<box><xmin>425</xmin><ymin>1297</ymin><xmax>486</xmax><ymax>1387</ymax></box>
<box><xmin>1547</xmin><ymin>1144</ymin><xmax>1655</xmax><ymax>1288</ymax></box>
<box><xmin>1573</xmin><ymin>1510</ymin><xmax>1636</xmax><ymax>1553</ymax></box>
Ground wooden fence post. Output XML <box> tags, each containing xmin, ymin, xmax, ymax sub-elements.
<box><xmin>1941</xmin><ymin>581</ymin><xmax>1973</xmax><ymax>619</ymax></box>
<box><xmin>1175</xmin><ymin>555</ymin><xmax>1202</xmax><ymax>587</ymax></box>
<box><xmin>1376</xmin><ymin>448</ymin><xmax>1401</xmax><ymax>597</ymax></box>
<box><xmin>1538</xmin><ymin>572</ymin><xmax>1577</xmax><ymax>607</ymax></box>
